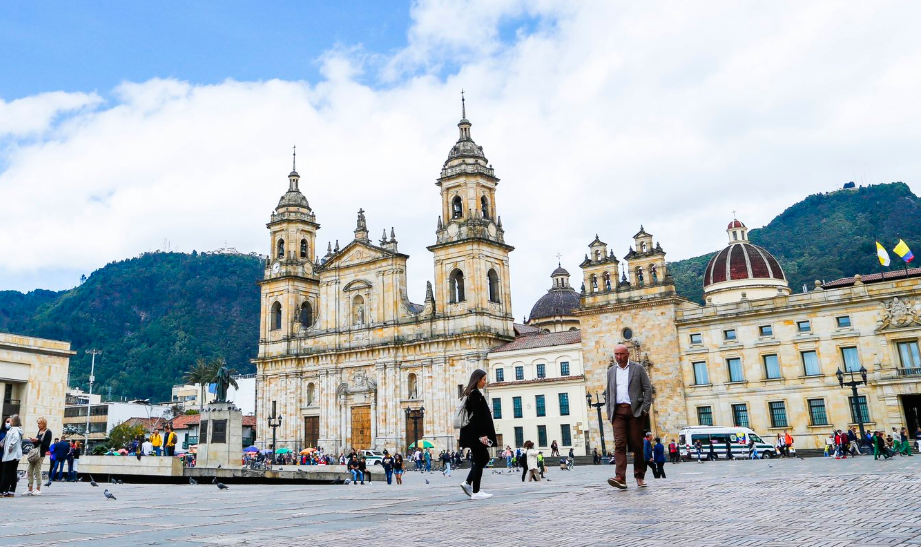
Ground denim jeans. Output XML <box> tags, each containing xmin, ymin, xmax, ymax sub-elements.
<box><xmin>385</xmin><ymin>469</ymin><xmax>393</xmax><ymax>484</ymax></box>
<box><xmin>52</xmin><ymin>460</ymin><xmax>66</xmax><ymax>481</ymax></box>
<box><xmin>350</xmin><ymin>469</ymin><xmax>364</xmax><ymax>482</ymax></box>
<box><xmin>154</xmin><ymin>447</ymin><xmax>162</xmax><ymax>456</ymax></box>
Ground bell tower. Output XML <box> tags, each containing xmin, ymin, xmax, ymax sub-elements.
<box><xmin>259</xmin><ymin>148</ymin><xmax>321</xmax><ymax>352</ymax></box>
<box><xmin>427</xmin><ymin>95</ymin><xmax>514</xmax><ymax>336</ymax></box>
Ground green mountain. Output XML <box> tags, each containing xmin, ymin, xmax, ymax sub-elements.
<box><xmin>0</xmin><ymin>252</ymin><xmax>263</xmax><ymax>402</ymax></box>
<box><xmin>669</xmin><ymin>182</ymin><xmax>921</xmax><ymax>304</ymax></box>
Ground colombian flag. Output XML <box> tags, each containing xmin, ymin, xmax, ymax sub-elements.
<box><xmin>876</xmin><ymin>242</ymin><xmax>891</xmax><ymax>266</ymax></box>
<box><xmin>894</xmin><ymin>239</ymin><xmax>915</xmax><ymax>263</ymax></box>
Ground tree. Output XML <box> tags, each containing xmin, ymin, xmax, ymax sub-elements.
<box><xmin>184</xmin><ymin>358</ymin><xmax>213</xmax><ymax>413</ymax></box>
<box><xmin>108</xmin><ymin>421</ymin><xmax>147</xmax><ymax>450</ymax></box>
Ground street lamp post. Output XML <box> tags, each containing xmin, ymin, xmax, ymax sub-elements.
<box><xmin>405</xmin><ymin>406</ymin><xmax>424</xmax><ymax>456</ymax></box>
<box><xmin>84</xmin><ymin>349</ymin><xmax>101</xmax><ymax>450</ymax></box>
<box><xmin>836</xmin><ymin>366</ymin><xmax>869</xmax><ymax>444</ymax></box>
<box><xmin>267</xmin><ymin>400</ymin><xmax>283</xmax><ymax>466</ymax></box>
<box><xmin>586</xmin><ymin>391</ymin><xmax>608</xmax><ymax>459</ymax></box>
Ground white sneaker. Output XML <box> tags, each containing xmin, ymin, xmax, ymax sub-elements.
<box><xmin>460</xmin><ymin>482</ymin><xmax>472</xmax><ymax>497</ymax></box>
<box><xmin>477</xmin><ymin>490</ymin><xmax>493</xmax><ymax>498</ymax></box>
<box><xmin>470</xmin><ymin>491</ymin><xmax>490</xmax><ymax>500</ymax></box>
<box><xmin>33</xmin><ymin>490</ymin><xmax>41</xmax><ymax>496</ymax></box>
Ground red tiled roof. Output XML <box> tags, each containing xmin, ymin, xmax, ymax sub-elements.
<box><xmin>490</xmin><ymin>374</ymin><xmax>585</xmax><ymax>388</ymax></box>
<box><xmin>243</xmin><ymin>415</ymin><xmax>256</xmax><ymax>427</ymax></box>
<box><xmin>169</xmin><ymin>414</ymin><xmax>200</xmax><ymax>430</ymax></box>
<box><xmin>822</xmin><ymin>267</ymin><xmax>921</xmax><ymax>288</ymax></box>
<box><xmin>513</xmin><ymin>323</ymin><xmax>540</xmax><ymax>335</ymax></box>
<box><xmin>491</xmin><ymin>330</ymin><xmax>580</xmax><ymax>353</ymax></box>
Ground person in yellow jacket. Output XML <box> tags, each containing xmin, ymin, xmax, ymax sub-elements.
<box><xmin>150</xmin><ymin>430</ymin><xmax>163</xmax><ymax>456</ymax></box>
<box><xmin>164</xmin><ymin>427</ymin><xmax>177</xmax><ymax>457</ymax></box>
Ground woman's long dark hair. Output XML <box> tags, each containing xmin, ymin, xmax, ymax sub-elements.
<box><xmin>463</xmin><ymin>369</ymin><xmax>488</xmax><ymax>397</ymax></box>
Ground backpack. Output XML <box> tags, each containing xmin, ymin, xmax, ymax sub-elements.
<box><xmin>453</xmin><ymin>396</ymin><xmax>471</xmax><ymax>429</ymax></box>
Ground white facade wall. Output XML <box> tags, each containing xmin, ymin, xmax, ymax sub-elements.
<box><xmin>487</xmin><ymin>341</ymin><xmax>590</xmax><ymax>456</ymax></box>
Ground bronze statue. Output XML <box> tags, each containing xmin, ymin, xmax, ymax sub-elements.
<box><xmin>214</xmin><ymin>365</ymin><xmax>232</xmax><ymax>402</ymax></box>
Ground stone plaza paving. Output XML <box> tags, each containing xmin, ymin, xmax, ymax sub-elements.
<box><xmin>0</xmin><ymin>455</ymin><xmax>918</xmax><ymax>546</ymax></box>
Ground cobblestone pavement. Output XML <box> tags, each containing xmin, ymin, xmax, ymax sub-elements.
<box><xmin>0</xmin><ymin>455</ymin><xmax>918</xmax><ymax>547</ymax></box>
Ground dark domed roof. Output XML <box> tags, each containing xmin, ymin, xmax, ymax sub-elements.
<box><xmin>704</xmin><ymin>242</ymin><xmax>786</xmax><ymax>287</ymax></box>
<box><xmin>529</xmin><ymin>287</ymin><xmax>580</xmax><ymax>320</ymax></box>
<box><xmin>551</xmin><ymin>266</ymin><xmax>570</xmax><ymax>277</ymax></box>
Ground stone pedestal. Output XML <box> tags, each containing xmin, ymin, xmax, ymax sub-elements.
<box><xmin>196</xmin><ymin>402</ymin><xmax>243</xmax><ymax>469</ymax></box>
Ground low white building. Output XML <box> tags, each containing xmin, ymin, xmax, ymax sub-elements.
<box><xmin>487</xmin><ymin>329</ymin><xmax>589</xmax><ymax>456</ymax></box>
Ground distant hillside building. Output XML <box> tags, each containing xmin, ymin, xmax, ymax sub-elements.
<box><xmin>0</xmin><ymin>333</ymin><xmax>73</xmax><ymax>441</ymax></box>
<box><xmin>254</xmin><ymin>103</ymin><xmax>515</xmax><ymax>452</ymax></box>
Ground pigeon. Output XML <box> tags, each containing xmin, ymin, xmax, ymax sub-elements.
<box><xmin>189</xmin><ymin>477</ymin><xmax>198</xmax><ymax>485</ymax></box>
<box><xmin>216</xmin><ymin>481</ymin><xmax>229</xmax><ymax>490</ymax></box>
<box><xmin>89</xmin><ymin>476</ymin><xmax>98</xmax><ymax>487</ymax></box>
<box><xmin>104</xmin><ymin>489</ymin><xmax>116</xmax><ymax>500</ymax></box>
<box><xmin>217</xmin><ymin>464</ymin><xmax>222</xmax><ymax>469</ymax></box>
<box><xmin>116</xmin><ymin>480</ymin><xmax>124</xmax><ymax>485</ymax></box>
<box><xmin>425</xmin><ymin>479</ymin><xmax>429</xmax><ymax>484</ymax></box>
<box><xmin>44</xmin><ymin>480</ymin><xmax>52</xmax><ymax>487</ymax></box>
<box><xmin>344</xmin><ymin>479</ymin><xmax>352</xmax><ymax>485</ymax></box>
<box><xmin>277</xmin><ymin>467</ymin><xmax>283</xmax><ymax>471</ymax></box>
<box><xmin>110</xmin><ymin>478</ymin><xmax>117</xmax><ymax>484</ymax></box>
<box><xmin>331</xmin><ymin>477</ymin><xmax>345</xmax><ymax>485</ymax></box>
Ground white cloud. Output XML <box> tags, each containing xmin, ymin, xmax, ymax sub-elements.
<box><xmin>0</xmin><ymin>91</ymin><xmax>102</xmax><ymax>138</ymax></box>
<box><xmin>3</xmin><ymin>1</ymin><xmax>921</xmax><ymax>317</ymax></box>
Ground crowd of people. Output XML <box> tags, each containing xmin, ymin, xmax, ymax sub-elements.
<box><xmin>824</xmin><ymin>426</ymin><xmax>919</xmax><ymax>459</ymax></box>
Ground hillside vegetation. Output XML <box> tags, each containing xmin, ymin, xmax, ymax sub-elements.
<box><xmin>0</xmin><ymin>252</ymin><xmax>263</xmax><ymax>401</ymax></box>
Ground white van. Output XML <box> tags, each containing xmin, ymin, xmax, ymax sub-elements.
<box><xmin>677</xmin><ymin>426</ymin><xmax>793</xmax><ymax>460</ymax></box>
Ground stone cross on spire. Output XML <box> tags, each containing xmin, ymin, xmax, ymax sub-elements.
<box><xmin>293</xmin><ymin>144</ymin><xmax>297</xmax><ymax>171</ymax></box>
<box><xmin>461</xmin><ymin>89</ymin><xmax>466</xmax><ymax>119</ymax></box>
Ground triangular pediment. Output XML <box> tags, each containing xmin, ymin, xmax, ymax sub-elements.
<box><xmin>320</xmin><ymin>240</ymin><xmax>405</xmax><ymax>270</ymax></box>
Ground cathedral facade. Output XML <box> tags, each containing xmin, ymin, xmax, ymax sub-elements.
<box><xmin>254</xmin><ymin>106</ymin><xmax>515</xmax><ymax>453</ymax></box>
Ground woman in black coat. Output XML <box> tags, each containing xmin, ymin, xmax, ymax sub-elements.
<box><xmin>459</xmin><ymin>369</ymin><xmax>497</xmax><ymax>500</ymax></box>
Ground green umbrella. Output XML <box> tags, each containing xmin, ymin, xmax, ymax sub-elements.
<box><xmin>275</xmin><ymin>447</ymin><xmax>292</xmax><ymax>454</ymax></box>
<box><xmin>408</xmin><ymin>440</ymin><xmax>436</xmax><ymax>449</ymax></box>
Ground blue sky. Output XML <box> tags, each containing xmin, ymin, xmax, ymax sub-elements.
<box><xmin>0</xmin><ymin>1</ymin><xmax>410</xmax><ymax>100</ymax></box>
<box><xmin>2</xmin><ymin>2</ymin><xmax>921</xmax><ymax>317</ymax></box>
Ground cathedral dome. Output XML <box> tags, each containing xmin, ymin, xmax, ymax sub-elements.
<box><xmin>529</xmin><ymin>287</ymin><xmax>581</xmax><ymax>321</ymax></box>
<box><xmin>703</xmin><ymin>218</ymin><xmax>789</xmax><ymax>304</ymax></box>
<box><xmin>527</xmin><ymin>264</ymin><xmax>581</xmax><ymax>332</ymax></box>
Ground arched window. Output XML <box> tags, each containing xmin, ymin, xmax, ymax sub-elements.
<box><xmin>603</xmin><ymin>272</ymin><xmax>611</xmax><ymax>291</ymax></box>
<box><xmin>300</xmin><ymin>301</ymin><xmax>313</xmax><ymax>328</ymax></box>
<box><xmin>271</xmin><ymin>302</ymin><xmax>282</xmax><ymax>331</ymax></box>
<box><xmin>306</xmin><ymin>382</ymin><xmax>316</xmax><ymax>406</ymax></box>
<box><xmin>300</xmin><ymin>239</ymin><xmax>308</xmax><ymax>258</ymax></box>
<box><xmin>352</xmin><ymin>295</ymin><xmax>365</xmax><ymax>325</ymax></box>
<box><xmin>276</xmin><ymin>239</ymin><xmax>285</xmax><ymax>258</ymax></box>
<box><xmin>642</xmin><ymin>242</ymin><xmax>647</xmax><ymax>252</ymax></box>
<box><xmin>487</xmin><ymin>269</ymin><xmax>500</xmax><ymax>303</ymax></box>
<box><xmin>449</xmin><ymin>269</ymin><xmax>465</xmax><ymax>303</ymax></box>
<box><xmin>590</xmin><ymin>274</ymin><xmax>598</xmax><ymax>292</ymax></box>
<box><xmin>407</xmin><ymin>373</ymin><xmax>418</xmax><ymax>399</ymax></box>
<box><xmin>480</xmin><ymin>196</ymin><xmax>490</xmax><ymax>219</ymax></box>
<box><xmin>636</xmin><ymin>266</ymin><xmax>645</xmax><ymax>285</ymax></box>
<box><xmin>594</xmin><ymin>250</ymin><xmax>601</xmax><ymax>261</ymax></box>
<box><xmin>452</xmin><ymin>196</ymin><xmax>463</xmax><ymax>219</ymax></box>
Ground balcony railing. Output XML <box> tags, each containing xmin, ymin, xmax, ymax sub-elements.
<box><xmin>898</xmin><ymin>367</ymin><xmax>921</xmax><ymax>376</ymax></box>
